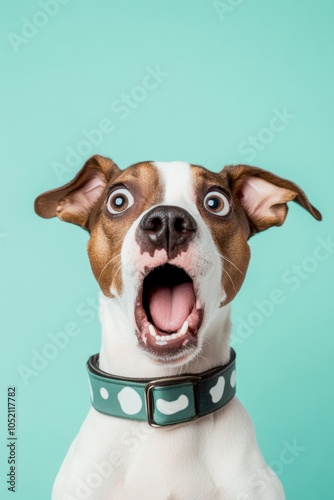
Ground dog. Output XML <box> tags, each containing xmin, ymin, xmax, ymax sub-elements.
<box><xmin>35</xmin><ymin>156</ymin><xmax>321</xmax><ymax>500</ymax></box>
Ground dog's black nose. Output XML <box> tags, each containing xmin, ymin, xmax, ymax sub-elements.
<box><xmin>138</xmin><ymin>206</ymin><xmax>197</xmax><ymax>258</ymax></box>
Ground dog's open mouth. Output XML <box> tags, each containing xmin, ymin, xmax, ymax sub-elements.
<box><xmin>135</xmin><ymin>264</ymin><xmax>203</xmax><ymax>361</ymax></box>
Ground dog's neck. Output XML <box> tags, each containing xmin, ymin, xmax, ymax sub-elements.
<box><xmin>98</xmin><ymin>294</ymin><xmax>232</xmax><ymax>378</ymax></box>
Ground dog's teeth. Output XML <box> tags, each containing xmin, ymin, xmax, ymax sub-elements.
<box><xmin>155</xmin><ymin>339</ymin><xmax>167</xmax><ymax>345</ymax></box>
<box><xmin>149</xmin><ymin>322</ymin><xmax>188</xmax><ymax>344</ymax></box>
<box><xmin>179</xmin><ymin>321</ymin><xmax>188</xmax><ymax>336</ymax></box>
<box><xmin>148</xmin><ymin>324</ymin><xmax>157</xmax><ymax>338</ymax></box>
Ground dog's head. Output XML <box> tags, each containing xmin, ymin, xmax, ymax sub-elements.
<box><xmin>35</xmin><ymin>156</ymin><xmax>321</xmax><ymax>365</ymax></box>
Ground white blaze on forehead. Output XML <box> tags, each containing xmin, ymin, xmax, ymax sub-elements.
<box><xmin>154</xmin><ymin>161</ymin><xmax>195</xmax><ymax>206</ymax></box>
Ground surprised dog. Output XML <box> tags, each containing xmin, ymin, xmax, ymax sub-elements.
<box><xmin>35</xmin><ymin>157</ymin><xmax>321</xmax><ymax>500</ymax></box>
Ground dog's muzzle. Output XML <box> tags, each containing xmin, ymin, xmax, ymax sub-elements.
<box><xmin>138</xmin><ymin>205</ymin><xmax>197</xmax><ymax>259</ymax></box>
<box><xmin>134</xmin><ymin>206</ymin><xmax>203</xmax><ymax>363</ymax></box>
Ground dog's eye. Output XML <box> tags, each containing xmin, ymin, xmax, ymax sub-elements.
<box><xmin>107</xmin><ymin>188</ymin><xmax>134</xmax><ymax>214</ymax></box>
<box><xmin>204</xmin><ymin>191</ymin><xmax>230</xmax><ymax>216</ymax></box>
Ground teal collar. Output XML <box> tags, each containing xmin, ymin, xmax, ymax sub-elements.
<box><xmin>87</xmin><ymin>349</ymin><xmax>236</xmax><ymax>427</ymax></box>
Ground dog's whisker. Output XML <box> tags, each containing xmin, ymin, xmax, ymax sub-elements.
<box><xmin>177</xmin><ymin>364</ymin><xmax>187</xmax><ymax>376</ymax></box>
<box><xmin>196</xmin><ymin>352</ymin><xmax>211</xmax><ymax>370</ymax></box>
<box><xmin>214</xmin><ymin>251</ymin><xmax>244</xmax><ymax>276</ymax></box>
<box><xmin>110</xmin><ymin>263</ymin><xmax>123</xmax><ymax>291</ymax></box>
<box><xmin>222</xmin><ymin>268</ymin><xmax>237</xmax><ymax>293</ymax></box>
<box><xmin>98</xmin><ymin>253</ymin><xmax>122</xmax><ymax>282</ymax></box>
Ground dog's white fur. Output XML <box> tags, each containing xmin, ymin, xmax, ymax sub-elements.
<box><xmin>51</xmin><ymin>162</ymin><xmax>285</xmax><ymax>500</ymax></box>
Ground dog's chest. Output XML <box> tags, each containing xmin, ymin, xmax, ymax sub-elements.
<box><xmin>56</xmin><ymin>409</ymin><xmax>230</xmax><ymax>500</ymax></box>
<box><xmin>54</xmin><ymin>402</ymin><xmax>285</xmax><ymax>500</ymax></box>
<box><xmin>113</xmin><ymin>425</ymin><xmax>220</xmax><ymax>499</ymax></box>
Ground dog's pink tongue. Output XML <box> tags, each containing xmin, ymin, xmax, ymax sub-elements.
<box><xmin>149</xmin><ymin>283</ymin><xmax>195</xmax><ymax>332</ymax></box>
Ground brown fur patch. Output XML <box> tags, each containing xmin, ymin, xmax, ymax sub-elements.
<box><xmin>191</xmin><ymin>165</ymin><xmax>251</xmax><ymax>306</ymax></box>
<box><xmin>87</xmin><ymin>162</ymin><xmax>164</xmax><ymax>296</ymax></box>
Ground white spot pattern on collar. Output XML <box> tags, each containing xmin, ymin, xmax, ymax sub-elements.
<box><xmin>210</xmin><ymin>376</ymin><xmax>225</xmax><ymax>403</ymax></box>
<box><xmin>156</xmin><ymin>395</ymin><xmax>189</xmax><ymax>415</ymax></box>
<box><xmin>117</xmin><ymin>387</ymin><xmax>143</xmax><ymax>415</ymax></box>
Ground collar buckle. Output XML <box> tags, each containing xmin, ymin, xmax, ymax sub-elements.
<box><xmin>145</xmin><ymin>375</ymin><xmax>201</xmax><ymax>428</ymax></box>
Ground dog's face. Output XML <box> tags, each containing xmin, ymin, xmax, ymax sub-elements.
<box><xmin>35</xmin><ymin>156</ymin><xmax>321</xmax><ymax>365</ymax></box>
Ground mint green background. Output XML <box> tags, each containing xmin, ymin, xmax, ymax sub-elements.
<box><xmin>1</xmin><ymin>1</ymin><xmax>333</xmax><ymax>498</ymax></box>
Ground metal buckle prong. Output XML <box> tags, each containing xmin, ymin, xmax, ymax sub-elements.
<box><xmin>145</xmin><ymin>375</ymin><xmax>201</xmax><ymax>428</ymax></box>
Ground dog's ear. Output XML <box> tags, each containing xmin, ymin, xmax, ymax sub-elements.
<box><xmin>34</xmin><ymin>155</ymin><xmax>120</xmax><ymax>230</ymax></box>
<box><xmin>223</xmin><ymin>165</ymin><xmax>322</xmax><ymax>235</ymax></box>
